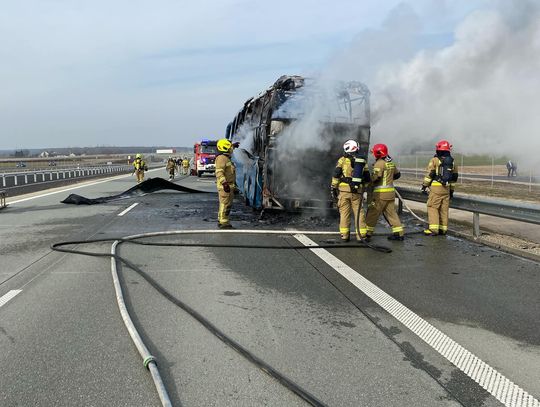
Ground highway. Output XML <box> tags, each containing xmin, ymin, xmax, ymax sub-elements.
<box><xmin>0</xmin><ymin>171</ymin><xmax>538</xmax><ymax>407</ymax></box>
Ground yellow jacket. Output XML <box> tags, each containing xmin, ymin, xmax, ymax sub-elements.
<box><xmin>215</xmin><ymin>154</ymin><xmax>236</xmax><ymax>191</ymax></box>
<box><xmin>370</xmin><ymin>158</ymin><xmax>399</xmax><ymax>200</ymax></box>
<box><xmin>133</xmin><ymin>158</ymin><xmax>146</xmax><ymax>171</ymax></box>
<box><xmin>422</xmin><ymin>156</ymin><xmax>459</xmax><ymax>195</ymax></box>
<box><xmin>166</xmin><ymin>160</ymin><xmax>176</xmax><ymax>170</ymax></box>
<box><xmin>331</xmin><ymin>156</ymin><xmax>370</xmax><ymax>192</ymax></box>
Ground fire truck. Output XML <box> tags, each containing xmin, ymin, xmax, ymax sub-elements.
<box><xmin>192</xmin><ymin>140</ymin><xmax>218</xmax><ymax>177</ymax></box>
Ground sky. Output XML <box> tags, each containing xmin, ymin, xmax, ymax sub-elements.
<box><xmin>0</xmin><ymin>0</ymin><xmax>520</xmax><ymax>150</ymax></box>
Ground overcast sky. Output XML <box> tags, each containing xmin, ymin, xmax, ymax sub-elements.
<box><xmin>1</xmin><ymin>0</ymin><xmax>489</xmax><ymax>149</ymax></box>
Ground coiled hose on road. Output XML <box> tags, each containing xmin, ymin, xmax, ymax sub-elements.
<box><xmin>51</xmin><ymin>228</ymin><xmax>410</xmax><ymax>407</ymax></box>
<box><xmin>52</xmin><ymin>178</ymin><xmax>427</xmax><ymax>406</ymax></box>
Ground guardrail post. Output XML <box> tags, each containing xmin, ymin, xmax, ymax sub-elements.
<box><xmin>473</xmin><ymin>212</ymin><xmax>481</xmax><ymax>238</ymax></box>
<box><xmin>1</xmin><ymin>175</ymin><xmax>5</xmax><ymax>187</ymax></box>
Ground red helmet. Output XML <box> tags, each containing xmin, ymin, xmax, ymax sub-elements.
<box><xmin>371</xmin><ymin>143</ymin><xmax>388</xmax><ymax>159</ymax></box>
<box><xmin>435</xmin><ymin>140</ymin><xmax>452</xmax><ymax>151</ymax></box>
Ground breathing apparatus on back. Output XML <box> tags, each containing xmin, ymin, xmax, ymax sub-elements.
<box><xmin>434</xmin><ymin>140</ymin><xmax>458</xmax><ymax>186</ymax></box>
<box><xmin>343</xmin><ymin>139</ymin><xmax>367</xmax><ymax>193</ymax></box>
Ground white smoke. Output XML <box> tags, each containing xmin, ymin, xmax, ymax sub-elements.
<box><xmin>234</xmin><ymin>122</ymin><xmax>255</xmax><ymax>154</ymax></box>
<box><xmin>323</xmin><ymin>1</ymin><xmax>540</xmax><ymax>168</ymax></box>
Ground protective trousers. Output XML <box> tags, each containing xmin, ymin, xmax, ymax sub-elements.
<box><xmin>426</xmin><ymin>192</ymin><xmax>450</xmax><ymax>234</ymax></box>
<box><xmin>337</xmin><ymin>191</ymin><xmax>366</xmax><ymax>240</ymax></box>
<box><xmin>218</xmin><ymin>190</ymin><xmax>233</xmax><ymax>226</ymax></box>
<box><xmin>365</xmin><ymin>198</ymin><xmax>404</xmax><ymax>236</ymax></box>
<box><xmin>135</xmin><ymin>169</ymin><xmax>144</xmax><ymax>183</ymax></box>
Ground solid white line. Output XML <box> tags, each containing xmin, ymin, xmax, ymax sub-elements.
<box><xmin>117</xmin><ymin>202</ymin><xmax>139</xmax><ymax>217</ymax></box>
<box><xmin>8</xmin><ymin>168</ymin><xmax>161</xmax><ymax>205</ymax></box>
<box><xmin>293</xmin><ymin>233</ymin><xmax>539</xmax><ymax>407</ymax></box>
<box><xmin>0</xmin><ymin>290</ymin><xmax>22</xmax><ymax>308</ymax></box>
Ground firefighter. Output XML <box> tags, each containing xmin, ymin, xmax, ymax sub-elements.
<box><xmin>365</xmin><ymin>143</ymin><xmax>404</xmax><ymax>241</ymax></box>
<box><xmin>132</xmin><ymin>153</ymin><xmax>148</xmax><ymax>183</ymax></box>
<box><xmin>422</xmin><ymin>140</ymin><xmax>459</xmax><ymax>236</ymax></box>
<box><xmin>182</xmin><ymin>157</ymin><xmax>190</xmax><ymax>175</ymax></box>
<box><xmin>215</xmin><ymin>139</ymin><xmax>237</xmax><ymax>229</ymax></box>
<box><xmin>331</xmin><ymin>139</ymin><xmax>370</xmax><ymax>241</ymax></box>
<box><xmin>166</xmin><ymin>157</ymin><xmax>177</xmax><ymax>180</ymax></box>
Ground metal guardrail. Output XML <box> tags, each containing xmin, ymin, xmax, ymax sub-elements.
<box><xmin>0</xmin><ymin>190</ymin><xmax>6</xmax><ymax>209</ymax></box>
<box><xmin>396</xmin><ymin>186</ymin><xmax>540</xmax><ymax>237</ymax></box>
<box><xmin>0</xmin><ymin>165</ymin><xmax>132</xmax><ymax>190</ymax></box>
<box><xmin>0</xmin><ymin>164</ymin><xmax>124</xmax><ymax>174</ymax></box>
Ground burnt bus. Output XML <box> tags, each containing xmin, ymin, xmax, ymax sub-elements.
<box><xmin>226</xmin><ymin>75</ymin><xmax>370</xmax><ymax>210</ymax></box>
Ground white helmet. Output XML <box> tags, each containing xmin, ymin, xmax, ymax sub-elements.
<box><xmin>343</xmin><ymin>139</ymin><xmax>359</xmax><ymax>154</ymax></box>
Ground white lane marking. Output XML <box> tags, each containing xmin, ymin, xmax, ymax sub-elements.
<box><xmin>293</xmin><ymin>233</ymin><xmax>539</xmax><ymax>407</ymax></box>
<box><xmin>8</xmin><ymin>168</ymin><xmax>162</xmax><ymax>205</ymax></box>
<box><xmin>0</xmin><ymin>290</ymin><xmax>22</xmax><ymax>308</ymax></box>
<box><xmin>117</xmin><ymin>202</ymin><xmax>139</xmax><ymax>217</ymax></box>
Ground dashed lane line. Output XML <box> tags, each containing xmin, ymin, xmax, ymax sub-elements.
<box><xmin>293</xmin><ymin>233</ymin><xmax>539</xmax><ymax>407</ymax></box>
<box><xmin>0</xmin><ymin>290</ymin><xmax>22</xmax><ymax>308</ymax></box>
<box><xmin>117</xmin><ymin>202</ymin><xmax>139</xmax><ymax>216</ymax></box>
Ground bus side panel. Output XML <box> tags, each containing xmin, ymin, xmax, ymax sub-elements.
<box><xmin>232</xmin><ymin>149</ymin><xmax>263</xmax><ymax>209</ymax></box>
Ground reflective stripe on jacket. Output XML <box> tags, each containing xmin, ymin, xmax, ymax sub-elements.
<box><xmin>331</xmin><ymin>156</ymin><xmax>370</xmax><ymax>192</ymax></box>
<box><xmin>370</xmin><ymin>158</ymin><xmax>399</xmax><ymax>200</ymax></box>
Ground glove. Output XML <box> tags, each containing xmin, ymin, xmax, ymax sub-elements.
<box><xmin>222</xmin><ymin>182</ymin><xmax>231</xmax><ymax>193</ymax></box>
<box><xmin>421</xmin><ymin>185</ymin><xmax>429</xmax><ymax>195</ymax></box>
<box><xmin>330</xmin><ymin>187</ymin><xmax>339</xmax><ymax>202</ymax></box>
<box><xmin>232</xmin><ymin>142</ymin><xmax>240</xmax><ymax>148</ymax></box>
<box><xmin>450</xmin><ymin>189</ymin><xmax>454</xmax><ymax>199</ymax></box>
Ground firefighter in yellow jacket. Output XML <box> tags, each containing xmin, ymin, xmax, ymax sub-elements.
<box><xmin>166</xmin><ymin>157</ymin><xmax>177</xmax><ymax>180</ymax></box>
<box><xmin>182</xmin><ymin>157</ymin><xmax>190</xmax><ymax>175</ymax></box>
<box><xmin>215</xmin><ymin>139</ymin><xmax>237</xmax><ymax>229</ymax></box>
<box><xmin>132</xmin><ymin>153</ymin><xmax>148</xmax><ymax>183</ymax></box>
<box><xmin>422</xmin><ymin>140</ymin><xmax>459</xmax><ymax>236</ymax></box>
<box><xmin>331</xmin><ymin>140</ymin><xmax>370</xmax><ymax>241</ymax></box>
<box><xmin>365</xmin><ymin>143</ymin><xmax>404</xmax><ymax>240</ymax></box>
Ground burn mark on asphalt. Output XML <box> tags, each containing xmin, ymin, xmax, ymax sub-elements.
<box><xmin>379</xmin><ymin>325</ymin><xmax>402</xmax><ymax>338</ymax></box>
<box><xmin>0</xmin><ymin>326</ymin><xmax>16</xmax><ymax>344</ymax></box>
<box><xmin>400</xmin><ymin>341</ymin><xmax>442</xmax><ymax>378</ymax></box>
<box><xmin>332</xmin><ymin>320</ymin><xmax>357</xmax><ymax>328</ymax></box>
<box><xmin>370</xmin><ymin>318</ymin><xmax>490</xmax><ymax>406</ymax></box>
<box><xmin>443</xmin><ymin>368</ymin><xmax>490</xmax><ymax>406</ymax></box>
<box><xmin>223</xmin><ymin>291</ymin><xmax>241</xmax><ymax>296</ymax></box>
<box><xmin>217</xmin><ymin>301</ymin><xmax>250</xmax><ymax>311</ymax></box>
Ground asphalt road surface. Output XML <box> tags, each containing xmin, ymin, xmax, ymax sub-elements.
<box><xmin>0</xmin><ymin>172</ymin><xmax>538</xmax><ymax>407</ymax></box>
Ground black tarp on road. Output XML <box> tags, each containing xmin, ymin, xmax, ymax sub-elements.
<box><xmin>61</xmin><ymin>177</ymin><xmax>210</xmax><ymax>205</ymax></box>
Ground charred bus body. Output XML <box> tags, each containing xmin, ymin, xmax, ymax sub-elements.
<box><xmin>226</xmin><ymin>75</ymin><xmax>370</xmax><ymax>210</ymax></box>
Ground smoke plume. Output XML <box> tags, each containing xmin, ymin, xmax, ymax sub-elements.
<box><xmin>327</xmin><ymin>1</ymin><xmax>540</xmax><ymax>165</ymax></box>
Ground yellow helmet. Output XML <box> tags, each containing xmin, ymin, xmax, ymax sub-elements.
<box><xmin>136</xmin><ymin>153</ymin><xmax>142</xmax><ymax>159</ymax></box>
<box><xmin>217</xmin><ymin>139</ymin><xmax>233</xmax><ymax>153</ymax></box>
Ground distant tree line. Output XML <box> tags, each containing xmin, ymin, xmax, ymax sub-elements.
<box><xmin>1</xmin><ymin>146</ymin><xmax>192</xmax><ymax>158</ymax></box>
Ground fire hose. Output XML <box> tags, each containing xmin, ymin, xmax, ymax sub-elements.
<box><xmin>53</xmin><ymin>178</ymin><xmax>427</xmax><ymax>406</ymax></box>
<box><xmin>51</xmin><ymin>230</ymin><xmax>400</xmax><ymax>407</ymax></box>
